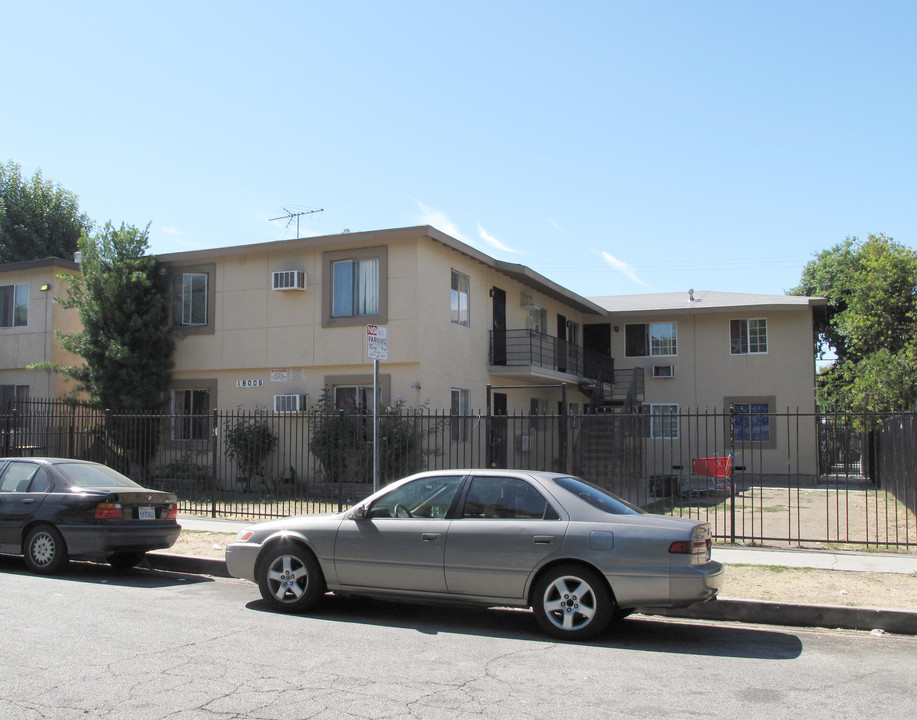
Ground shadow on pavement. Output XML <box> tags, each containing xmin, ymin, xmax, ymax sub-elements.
<box><xmin>245</xmin><ymin>593</ymin><xmax>803</xmax><ymax>659</ymax></box>
<box><xmin>0</xmin><ymin>554</ymin><xmax>215</xmax><ymax>588</ymax></box>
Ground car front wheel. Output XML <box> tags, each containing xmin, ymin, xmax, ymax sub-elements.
<box><xmin>257</xmin><ymin>544</ymin><xmax>326</xmax><ymax>613</ymax></box>
<box><xmin>532</xmin><ymin>564</ymin><xmax>612</xmax><ymax>640</ymax></box>
<box><xmin>24</xmin><ymin>525</ymin><xmax>69</xmax><ymax>575</ymax></box>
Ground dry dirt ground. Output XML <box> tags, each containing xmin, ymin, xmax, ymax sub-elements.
<box><xmin>165</xmin><ymin>530</ymin><xmax>917</xmax><ymax>612</ymax></box>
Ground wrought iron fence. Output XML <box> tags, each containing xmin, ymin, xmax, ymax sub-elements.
<box><xmin>2</xmin><ymin>399</ymin><xmax>915</xmax><ymax>550</ymax></box>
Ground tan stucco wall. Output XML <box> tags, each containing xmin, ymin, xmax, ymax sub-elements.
<box><xmin>0</xmin><ymin>262</ymin><xmax>83</xmax><ymax>399</ymax></box>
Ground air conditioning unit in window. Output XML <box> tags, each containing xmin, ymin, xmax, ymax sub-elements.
<box><xmin>272</xmin><ymin>270</ymin><xmax>307</xmax><ymax>291</ymax></box>
<box><xmin>274</xmin><ymin>394</ymin><xmax>309</xmax><ymax>413</ymax></box>
<box><xmin>652</xmin><ymin>364</ymin><xmax>675</xmax><ymax>378</ymax></box>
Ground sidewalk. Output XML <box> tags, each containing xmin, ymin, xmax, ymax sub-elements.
<box><xmin>149</xmin><ymin>516</ymin><xmax>917</xmax><ymax>636</ymax></box>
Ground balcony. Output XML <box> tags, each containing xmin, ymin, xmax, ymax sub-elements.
<box><xmin>488</xmin><ymin>329</ymin><xmax>610</xmax><ymax>381</ymax></box>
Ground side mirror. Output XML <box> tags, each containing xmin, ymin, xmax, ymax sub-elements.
<box><xmin>350</xmin><ymin>505</ymin><xmax>368</xmax><ymax>520</ymax></box>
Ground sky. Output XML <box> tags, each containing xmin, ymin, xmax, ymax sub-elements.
<box><xmin>3</xmin><ymin>1</ymin><xmax>915</xmax><ymax>300</ymax></box>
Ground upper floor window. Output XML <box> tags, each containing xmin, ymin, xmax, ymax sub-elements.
<box><xmin>731</xmin><ymin>318</ymin><xmax>767</xmax><ymax>354</ymax></box>
<box><xmin>322</xmin><ymin>247</ymin><xmax>387</xmax><ymax>328</ymax></box>
<box><xmin>181</xmin><ymin>273</ymin><xmax>208</xmax><ymax>326</ymax></box>
<box><xmin>451</xmin><ymin>269</ymin><xmax>470</xmax><ymax>326</ymax></box>
<box><xmin>625</xmin><ymin>322</ymin><xmax>677</xmax><ymax>357</ymax></box>
<box><xmin>332</xmin><ymin>258</ymin><xmax>379</xmax><ymax>317</ymax></box>
<box><xmin>0</xmin><ymin>283</ymin><xmax>28</xmax><ymax>328</ymax></box>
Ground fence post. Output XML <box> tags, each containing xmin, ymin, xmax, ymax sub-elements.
<box><xmin>211</xmin><ymin>409</ymin><xmax>219</xmax><ymax>518</ymax></box>
<box><xmin>729</xmin><ymin>404</ymin><xmax>736</xmax><ymax>545</ymax></box>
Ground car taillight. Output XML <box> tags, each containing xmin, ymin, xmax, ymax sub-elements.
<box><xmin>669</xmin><ymin>538</ymin><xmax>711</xmax><ymax>559</ymax></box>
<box><xmin>95</xmin><ymin>502</ymin><xmax>123</xmax><ymax>520</ymax></box>
<box><xmin>165</xmin><ymin>504</ymin><xmax>177</xmax><ymax>520</ymax></box>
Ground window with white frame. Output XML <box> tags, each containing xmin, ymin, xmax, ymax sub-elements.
<box><xmin>451</xmin><ymin>269</ymin><xmax>470</xmax><ymax>326</ymax></box>
<box><xmin>730</xmin><ymin>318</ymin><xmax>768</xmax><ymax>354</ymax></box>
<box><xmin>528</xmin><ymin>306</ymin><xmax>547</xmax><ymax>334</ymax></box>
<box><xmin>171</xmin><ymin>388</ymin><xmax>211</xmax><ymax>441</ymax></box>
<box><xmin>181</xmin><ymin>273</ymin><xmax>208</xmax><ymax>326</ymax></box>
<box><xmin>648</xmin><ymin>403</ymin><xmax>679</xmax><ymax>439</ymax></box>
<box><xmin>0</xmin><ymin>384</ymin><xmax>29</xmax><ymax>411</ymax></box>
<box><xmin>625</xmin><ymin>322</ymin><xmax>677</xmax><ymax>357</ymax></box>
<box><xmin>0</xmin><ymin>283</ymin><xmax>29</xmax><ymax>328</ymax></box>
<box><xmin>451</xmin><ymin>388</ymin><xmax>470</xmax><ymax>442</ymax></box>
<box><xmin>733</xmin><ymin>402</ymin><xmax>771</xmax><ymax>442</ymax></box>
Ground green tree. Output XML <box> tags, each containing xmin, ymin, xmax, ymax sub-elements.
<box><xmin>791</xmin><ymin>234</ymin><xmax>917</xmax><ymax>412</ymax></box>
<box><xmin>224</xmin><ymin>411</ymin><xmax>278</xmax><ymax>492</ymax></box>
<box><xmin>0</xmin><ymin>160</ymin><xmax>92</xmax><ymax>263</ymax></box>
<box><xmin>41</xmin><ymin>222</ymin><xmax>176</xmax><ymax>466</ymax></box>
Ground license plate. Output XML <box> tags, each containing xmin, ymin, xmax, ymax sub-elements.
<box><xmin>138</xmin><ymin>507</ymin><xmax>155</xmax><ymax>520</ymax></box>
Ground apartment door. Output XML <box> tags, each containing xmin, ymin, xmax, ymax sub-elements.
<box><xmin>491</xmin><ymin>287</ymin><xmax>506</xmax><ymax>366</ymax></box>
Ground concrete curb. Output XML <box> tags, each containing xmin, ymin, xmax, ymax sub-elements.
<box><xmin>148</xmin><ymin>552</ymin><xmax>917</xmax><ymax>636</ymax></box>
<box><xmin>642</xmin><ymin>599</ymin><xmax>917</xmax><ymax>635</ymax></box>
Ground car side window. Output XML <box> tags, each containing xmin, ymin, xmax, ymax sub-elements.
<box><xmin>367</xmin><ymin>476</ymin><xmax>463</xmax><ymax>519</ymax></box>
<box><xmin>461</xmin><ymin>476</ymin><xmax>557</xmax><ymax>520</ymax></box>
<box><xmin>0</xmin><ymin>462</ymin><xmax>39</xmax><ymax>492</ymax></box>
<box><xmin>28</xmin><ymin>468</ymin><xmax>51</xmax><ymax>493</ymax></box>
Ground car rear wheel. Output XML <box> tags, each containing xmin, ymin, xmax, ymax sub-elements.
<box><xmin>532</xmin><ymin>564</ymin><xmax>612</xmax><ymax>640</ymax></box>
<box><xmin>24</xmin><ymin>525</ymin><xmax>69</xmax><ymax>575</ymax></box>
<box><xmin>109</xmin><ymin>552</ymin><xmax>147</xmax><ymax>570</ymax></box>
<box><xmin>257</xmin><ymin>544</ymin><xmax>326</xmax><ymax>613</ymax></box>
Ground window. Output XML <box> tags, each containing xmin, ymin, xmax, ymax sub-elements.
<box><xmin>553</xmin><ymin>476</ymin><xmax>643</xmax><ymax>515</ymax></box>
<box><xmin>334</xmin><ymin>385</ymin><xmax>374</xmax><ymax>410</ymax></box>
<box><xmin>322</xmin><ymin>247</ymin><xmax>387</xmax><ymax>327</ymax></box>
<box><xmin>181</xmin><ymin>273</ymin><xmax>208</xmax><ymax>326</ymax></box>
<box><xmin>451</xmin><ymin>269</ymin><xmax>470</xmax><ymax>326</ymax></box>
<box><xmin>0</xmin><ymin>283</ymin><xmax>29</xmax><ymax>327</ymax></box>
<box><xmin>625</xmin><ymin>322</ymin><xmax>677</xmax><ymax>357</ymax></box>
<box><xmin>332</xmin><ymin>258</ymin><xmax>379</xmax><ymax>317</ymax></box>
<box><xmin>0</xmin><ymin>385</ymin><xmax>29</xmax><ymax>412</ymax></box>
<box><xmin>649</xmin><ymin>403</ymin><xmax>679</xmax><ymax>439</ymax></box>
<box><xmin>367</xmin><ymin>475</ymin><xmax>463</xmax><ymax>519</ymax></box>
<box><xmin>171</xmin><ymin>388</ymin><xmax>211</xmax><ymax>441</ymax></box>
<box><xmin>733</xmin><ymin>402</ymin><xmax>771</xmax><ymax>442</ymax></box>
<box><xmin>528</xmin><ymin>306</ymin><xmax>547</xmax><ymax>334</ymax></box>
<box><xmin>170</xmin><ymin>264</ymin><xmax>214</xmax><ymax>334</ymax></box>
<box><xmin>451</xmin><ymin>388</ymin><xmax>470</xmax><ymax>442</ymax></box>
<box><xmin>461</xmin><ymin>476</ymin><xmax>558</xmax><ymax>520</ymax></box>
<box><xmin>731</xmin><ymin>319</ymin><xmax>768</xmax><ymax>354</ymax></box>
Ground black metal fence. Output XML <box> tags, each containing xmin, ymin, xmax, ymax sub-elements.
<box><xmin>2</xmin><ymin>399</ymin><xmax>915</xmax><ymax>550</ymax></box>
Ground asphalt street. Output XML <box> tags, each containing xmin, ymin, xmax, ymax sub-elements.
<box><xmin>1</xmin><ymin>555</ymin><xmax>915</xmax><ymax>720</ymax></box>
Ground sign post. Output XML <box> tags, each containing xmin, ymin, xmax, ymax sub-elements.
<box><xmin>366</xmin><ymin>325</ymin><xmax>388</xmax><ymax>492</ymax></box>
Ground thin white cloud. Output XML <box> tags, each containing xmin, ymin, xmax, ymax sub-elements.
<box><xmin>477</xmin><ymin>224</ymin><xmax>521</xmax><ymax>254</ymax></box>
<box><xmin>414</xmin><ymin>200</ymin><xmax>475</xmax><ymax>246</ymax></box>
<box><xmin>547</xmin><ymin>217</ymin><xmax>565</xmax><ymax>233</ymax></box>
<box><xmin>161</xmin><ymin>227</ymin><xmax>186</xmax><ymax>235</ymax></box>
<box><xmin>601</xmin><ymin>251</ymin><xmax>647</xmax><ymax>286</ymax></box>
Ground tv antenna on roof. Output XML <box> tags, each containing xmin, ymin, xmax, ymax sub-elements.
<box><xmin>269</xmin><ymin>207</ymin><xmax>324</xmax><ymax>238</ymax></box>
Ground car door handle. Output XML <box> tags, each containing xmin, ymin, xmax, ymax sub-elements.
<box><xmin>22</xmin><ymin>498</ymin><xmax>35</xmax><ymax>504</ymax></box>
<box><xmin>533</xmin><ymin>536</ymin><xmax>554</xmax><ymax>544</ymax></box>
<box><xmin>422</xmin><ymin>533</ymin><xmax>441</xmax><ymax>542</ymax></box>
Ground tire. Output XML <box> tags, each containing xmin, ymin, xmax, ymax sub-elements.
<box><xmin>532</xmin><ymin>564</ymin><xmax>612</xmax><ymax>640</ymax></box>
<box><xmin>109</xmin><ymin>552</ymin><xmax>147</xmax><ymax>570</ymax></box>
<box><xmin>257</xmin><ymin>543</ymin><xmax>326</xmax><ymax>613</ymax></box>
<box><xmin>23</xmin><ymin>525</ymin><xmax>69</xmax><ymax>575</ymax></box>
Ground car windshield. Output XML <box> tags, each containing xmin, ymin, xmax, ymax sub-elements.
<box><xmin>553</xmin><ymin>476</ymin><xmax>645</xmax><ymax>515</ymax></box>
<box><xmin>55</xmin><ymin>462</ymin><xmax>142</xmax><ymax>489</ymax></box>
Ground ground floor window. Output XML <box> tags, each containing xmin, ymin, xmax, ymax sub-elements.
<box><xmin>649</xmin><ymin>403</ymin><xmax>679</xmax><ymax>439</ymax></box>
<box><xmin>451</xmin><ymin>388</ymin><xmax>470</xmax><ymax>442</ymax></box>
<box><xmin>733</xmin><ymin>402</ymin><xmax>771</xmax><ymax>442</ymax></box>
<box><xmin>171</xmin><ymin>388</ymin><xmax>212</xmax><ymax>441</ymax></box>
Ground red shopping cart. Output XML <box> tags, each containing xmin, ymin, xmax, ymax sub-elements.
<box><xmin>679</xmin><ymin>453</ymin><xmax>733</xmax><ymax>496</ymax></box>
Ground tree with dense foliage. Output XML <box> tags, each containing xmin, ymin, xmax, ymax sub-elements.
<box><xmin>39</xmin><ymin>222</ymin><xmax>176</xmax><ymax>467</ymax></box>
<box><xmin>0</xmin><ymin>160</ymin><xmax>92</xmax><ymax>263</ymax></box>
<box><xmin>791</xmin><ymin>234</ymin><xmax>917</xmax><ymax>412</ymax></box>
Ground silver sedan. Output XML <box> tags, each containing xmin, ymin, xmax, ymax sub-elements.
<box><xmin>226</xmin><ymin>469</ymin><xmax>723</xmax><ymax>640</ymax></box>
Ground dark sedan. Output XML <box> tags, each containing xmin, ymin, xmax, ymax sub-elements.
<box><xmin>0</xmin><ymin>457</ymin><xmax>180</xmax><ymax>574</ymax></box>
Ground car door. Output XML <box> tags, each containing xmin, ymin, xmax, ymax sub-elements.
<box><xmin>334</xmin><ymin>475</ymin><xmax>463</xmax><ymax>593</ymax></box>
<box><xmin>0</xmin><ymin>461</ymin><xmax>53</xmax><ymax>551</ymax></box>
<box><xmin>444</xmin><ymin>475</ymin><xmax>565</xmax><ymax>600</ymax></box>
